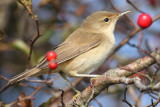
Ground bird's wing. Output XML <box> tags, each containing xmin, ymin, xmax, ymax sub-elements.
<box><xmin>38</xmin><ymin>30</ymin><xmax>103</xmax><ymax>69</ymax></box>
<box><xmin>55</xmin><ymin>31</ymin><xmax>103</xmax><ymax>64</ymax></box>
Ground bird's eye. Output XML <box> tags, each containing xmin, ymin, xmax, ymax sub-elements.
<box><xmin>104</xmin><ymin>18</ymin><xmax>109</xmax><ymax>22</ymax></box>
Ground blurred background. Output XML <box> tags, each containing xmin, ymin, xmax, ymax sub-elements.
<box><xmin>0</xmin><ymin>0</ymin><xmax>160</xmax><ymax>106</ymax></box>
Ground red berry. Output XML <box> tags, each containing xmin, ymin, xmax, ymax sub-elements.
<box><xmin>131</xmin><ymin>73</ymin><xmax>144</xmax><ymax>79</ymax></box>
<box><xmin>47</xmin><ymin>51</ymin><xmax>57</xmax><ymax>61</ymax></box>
<box><xmin>40</xmin><ymin>33</ymin><xmax>43</xmax><ymax>36</ymax></box>
<box><xmin>130</xmin><ymin>70</ymin><xmax>146</xmax><ymax>80</ymax></box>
<box><xmin>149</xmin><ymin>0</ymin><xmax>156</xmax><ymax>6</ymax></box>
<box><xmin>49</xmin><ymin>62</ymin><xmax>58</xmax><ymax>69</ymax></box>
<box><xmin>137</xmin><ymin>13</ymin><xmax>152</xmax><ymax>28</ymax></box>
<box><xmin>155</xmin><ymin>47</ymin><xmax>158</xmax><ymax>51</ymax></box>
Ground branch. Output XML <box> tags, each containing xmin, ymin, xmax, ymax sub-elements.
<box><xmin>134</xmin><ymin>80</ymin><xmax>160</xmax><ymax>91</ymax></box>
<box><xmin>66</xmin><ymin>49</ymin><xmax>160</xmax><ymax>106</ymax></box>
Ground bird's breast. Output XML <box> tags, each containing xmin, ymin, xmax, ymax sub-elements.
<box><xmin>59</xmin><ymin>41</ymin><xmax>115</xmax><ymax>76</ymax></box>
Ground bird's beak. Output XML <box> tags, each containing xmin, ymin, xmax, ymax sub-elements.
<box><xmin>116</xmin><ymin>10</ymin><xmax>131</xmax><ymax>19</ymax></box>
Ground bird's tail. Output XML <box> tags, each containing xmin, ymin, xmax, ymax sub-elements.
<box><xmin>8</xmin><ymin>67</ymin><xmax>41</xmax><ymax>85</ymax></box>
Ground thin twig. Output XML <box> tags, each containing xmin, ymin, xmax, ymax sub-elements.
<box><xmin>126</xmin><ymin>0</ymin><xmax>144</xmax><ymax>13</ymax></box>
<box><xmin>26</xmin><ymin>77</ymin><xmax>59</xmax><ymax>84</ymax></box>
<box><xmin>26</xmin><ymin>19</ymin><xmax>41</xmax><ymax>68</ymax></box>
<box><xmin>110</xmin><ymin>0</ymin><xmax>137</xmax><ymax>29</ymax></box>
<box><xmin>7</xmin><ymin>69</ymin><xmax>54</xmax><ymax>106</ymax></box>
<box><xmin>59</xmin><ymin>89</ymin><xmax>65</xmax><ymax>107</ymax></box>
<box><xmin>146</xmin><ymin>97</ymin><xmax>160</xmax><ymax>107</ymax></box>
<box><xmin>16</xmin><ymin>0</ymin><xmax>42</xmax><ymax>69</ymax></box>
<box><xmin>145</xmin><ymin>39</ymin><xmax>152</xmax><ymax>53</ymax></box>
<box><xmin>0</xmin><ymin>74</ymin><xmax>9</xmax><ymax>81</ymax></box>
<box><xmin>94</xmin><ymin>99</ymin><xmax>103</xmax><ymax>107</ymax></box>
<box><xmin>138</xmin><ymin>31</ymin><xmax>160</xmax><ymax>67</ymax></box>
<box><xmin>7</xmin><ymin>83</ymin><xmax>45</xmax><ymax>107</ymax></box>
<box><xmin>40</xmin><ymin>78</ymin><xmax>84</xmax><ymax>107</ymax></box>
<box><xmin>122</xmin><ymin>87</ymin><xmax>133</xmax><ymax>107</ymax></box>
<box><xmin>147</xmin><ymin>92</ymin><xmax>158</xmax><ymax>100</ymax></box>
<box><xmin>127</xmin><ymin>42</ymin><xmax>138</xmax><ymax>48</ymax></box>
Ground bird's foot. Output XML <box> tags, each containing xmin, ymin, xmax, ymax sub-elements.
<box><xmin>90</xmin><ymin>75</ymin><xmax>101</xmax><ymax>88</ymax></box>
<box><xmin>73</xmin><ymin>90</ymin><xmax>81</xmax><ymax>100</ymax></box>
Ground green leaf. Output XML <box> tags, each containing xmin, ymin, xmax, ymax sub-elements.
<box><xmin>11</xmin><ymin>39</ymin><xmax>30</xmax><ymax>55</ymax></box>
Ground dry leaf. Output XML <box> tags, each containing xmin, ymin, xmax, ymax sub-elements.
<box><xmin>17</xmin><ymin>92</ymin><xmax>33</xmax><ymax>107</ymax></box>
<box><xmin>21</xmin><ymin>0</ymin><xmax>32</xmax><ymax>12</ymax></box>
<box><xmin>17</xmin><ymin>0</ymin><xmax>36</xmax><ymax>18</ymax></box>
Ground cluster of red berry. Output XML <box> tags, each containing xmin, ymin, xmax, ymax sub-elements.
<box><xmin>46</xmin><ymin>51</ymin><xmax>58</xmax><ymax>69</ymax></box>
<box><xmin>137</xmin><ymin>13</ymin><xmax>152</xmax><ymax>28</ymax></box>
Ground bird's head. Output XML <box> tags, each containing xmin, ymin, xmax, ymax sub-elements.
<box><xmin>82</xmin><ymin>11</ymin><xmax>130</xmax><ymax>33</ymax></box>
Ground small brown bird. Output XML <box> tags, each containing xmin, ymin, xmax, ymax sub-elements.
<box><xmin>8</xmin><ymin>11</ymin><xmax>130</xmax><ymax>86</ymax></box>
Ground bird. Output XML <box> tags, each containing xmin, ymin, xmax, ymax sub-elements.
<box><xmin>7</xmin><ymin>10</ymin><xmax>130</xmax><ymax>91</ymax></box>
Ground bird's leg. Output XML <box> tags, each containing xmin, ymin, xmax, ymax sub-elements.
<box><xmin>59</xmin><ymin>72</ymin><xmax>81</xmax><ymax>100</ymax></box>
<box><xmin>69</xmin><ymin>72</ymin><xmax>101</xmax><ymax>86</ymax></box>
<box><xmin>73</xmin><ymin>74</ymin><xmax>100</xmax><ymax>78</ymax></box>
<box><xmin>73</xmin><ymin>74</ymin><xmax>101</xmax><ymax>86</ymax></box>
<box><xmin>59</xmin><ymin>72</ymin><xmax>80</xmax><ymax>94</ymax></box>
<box><xmin>59</xmin><ymin>72</ymin><xmax>101</xmax><ymax>100</ymax></box>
